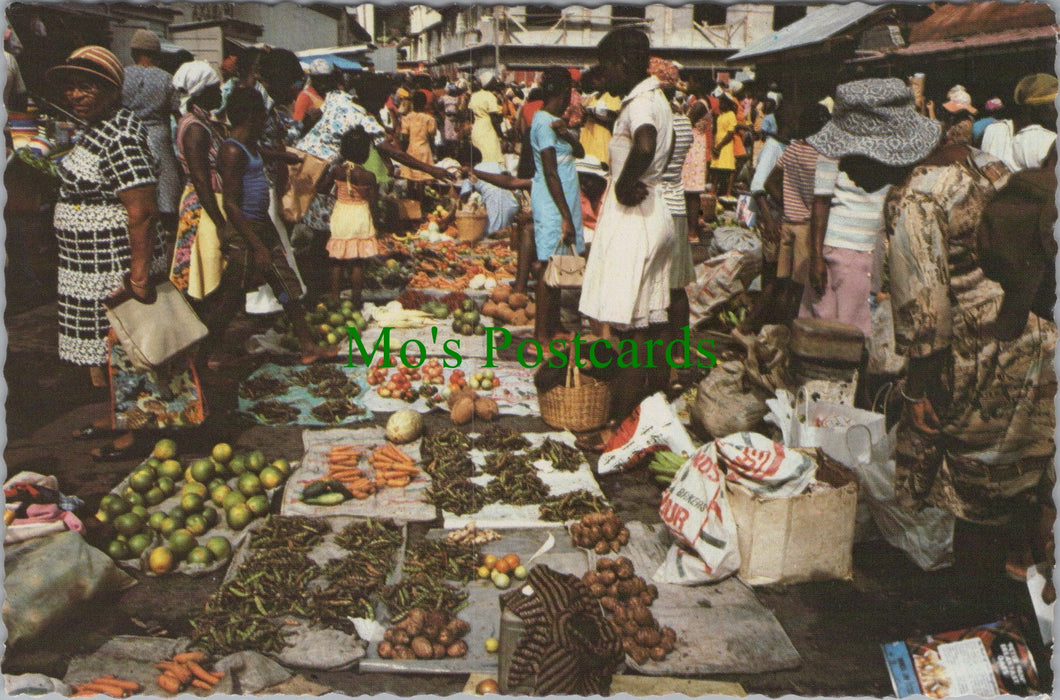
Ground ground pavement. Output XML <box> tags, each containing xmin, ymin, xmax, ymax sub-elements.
<box><xmin>3</xmin><ymin>302</ymin><xmax>1052</xmax><ymax>697</ymax></box>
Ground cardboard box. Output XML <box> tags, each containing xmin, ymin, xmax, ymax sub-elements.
<box><xmin>726</xmin><ymin>450</ymin><xmax>857</xmax><ymax>586</ymax></box>
<box><xmin>395</xmin><ymin>198</ymin><xmax>423</xmax><ymax>221</ymax></box>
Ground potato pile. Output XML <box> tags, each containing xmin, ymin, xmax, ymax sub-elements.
<box><xmin>482</xmin><ymin>285</ymin><xmax>535</xmax><ymax>327</ymax></box>
<box><xmin>377</xmin><ymin>608</ymin><xmax>471</xmax><ymax>660</ymax></box>
<box><xmin>570</xmin><ymin>511</ymin><xmax>631</xmax><ymax>554</ymax></box>
<box><xmin>582</xmin><ymin>557</ymin><xmax>677</xmax><ymax>665</ymax></box>
<box><xmin>448</xmin><ymin>386</ymin><xmax>499</xmax><ymax>425</ymax></box>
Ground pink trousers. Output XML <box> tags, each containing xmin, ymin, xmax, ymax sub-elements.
<box><xmin>799</xmin><ymin>245</ymin><xmax>873</xmax><ymax>338</ymax></box>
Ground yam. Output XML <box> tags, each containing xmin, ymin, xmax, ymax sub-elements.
<box><xmin>524</xmin><ymin>302</ymin><xmax>536</xmax><ymax>319</ymax></box>
<box><xmin>495</xmin><ymin>303</ymin><xmax>514</xmax><ymax>323</ymax></box>
<box><xmin>481</xmin><ymin>301</ymin><xmax>499</xmax><ymax>318</ymax></box>
<box><xmin>491</xmin><ymin>286</ymin><xmax>512</xmax><ymax>304</ymax></box>
<box><xmin>447</xmin><ymin>386</ymin><xmax>476</xmax><ymax>409</ymax></box>
<box><xmin>474</xmin><ymin>397</ymin><xmax>499</xmax><ymax>421</ymax></box>
<box><xmin>451</xmin><ymin>396</ymin><xmax>475</xmax><ymax>425</ymax></box>
<box><xmin>508</xmin><ymin>293</ymin><xmax>529</xmax><ymax>310</ymax></box>
<box><xmin>411</xmin><ymin>636</ymin><xmax>434</xmax><ymax>659</ymax></box>
<box><xmin>378</xmin><ymin>641</ymin><xmax>395</xmax><ymax>659</ymax></box>
<box><xmin>511</xmin><ymin>310</ymin><xmax>530</xmax><ymax>326</ymax></box>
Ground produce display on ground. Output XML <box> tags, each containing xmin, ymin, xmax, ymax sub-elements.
<box><xmin>360</xmin><ymin>527</ymin><xmax>591</xmax><ymax>676</ymax></box>
<box><xmin>361</xmin><ymin>361</ymin><xmax>538</xmax><ymax>416</ymax></box>
<box><xmin>282</xmin><ymin>427</ymin><xmax>436</xmax><ymax>522</ymax></box>
<box><xmin>96</xmin><ymin>439</ymin><xmax>294</xmax><ymax>576</ymax></box>
<box><xmin>238</xmin><ymin>364</ymin><xmax>372</xmax><ymax>427</ymax></box>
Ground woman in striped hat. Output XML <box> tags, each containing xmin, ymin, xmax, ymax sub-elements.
<box><xmin>50</xmin><ymin>46</ymin><xmax>203</xmax><ymax>459</ymax></box>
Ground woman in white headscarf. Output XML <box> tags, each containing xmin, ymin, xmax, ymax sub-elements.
<box><xmin>169</xmin><ymin>60</ymin><xmax>228</xmax><ymax>300</ymax></box>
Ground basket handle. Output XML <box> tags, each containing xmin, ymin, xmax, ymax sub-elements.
<box><xmin>566</xmin><ymin>359</ymin><xmax>582</xmax><ymax>389</ymax></box>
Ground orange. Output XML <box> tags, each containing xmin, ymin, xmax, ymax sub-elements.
<box><xmin>493</xmin><ymin>559</ymin><xmax>511</xmax><ymax>575</ymax></box>
<box><xmin>148</xmin><ymin>546</ymin><xmax>175</xmax><ymax>574</ymax></box>
<box><xmin>503</xmin><ymin>553</ymin><xmax>520</xmax><ymax>569</ymax></box>
<box><xmin>483</xmin><ymin>554</ymin><xmax>500</xmax><ymax>569</ymax></box>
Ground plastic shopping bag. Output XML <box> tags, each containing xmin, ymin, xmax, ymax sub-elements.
<box><xmin>598</xmin><ymin>393</ymin><xmax>696</xmax><ymax>475</ymax></box>
<box><xmin>655</xmin><ymin>441</ymin><xmax>741</xmax><ymax>585</ymax></box>
<box><xmin>791</xmin><ymin>386</ymin><xmax>886</xmax><ymax>469</ymax></box>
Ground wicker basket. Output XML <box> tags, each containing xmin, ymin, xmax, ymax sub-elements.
<box><xmin>455</xmin><ymin>211</ymin><xmax>488</xmax><ymax>243</ymax></box>
<box><xmin>538</xmin><ymin>362</ymin><xmax>611</xmax><ymax>432</ymax></box>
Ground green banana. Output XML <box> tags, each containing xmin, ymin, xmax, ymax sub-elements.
<box><xmin>648</xmin><ymin>451</ymin><xmax>686</xmax><ymax>477</ymax></box>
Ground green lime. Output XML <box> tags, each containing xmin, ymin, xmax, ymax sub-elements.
<box><xmin>226</xmin><ymin>503</ymin><xmax>253</xmax><ymax>530</ymax></box>
<box><xmin>130</xmin><ymin>504</ymin><xmax>148</xmax><ymax>520</ymax></box>
<box><xmin>229</xmin><ymin>455</ymin><xmax>247</xmax><ymax>476</ymax></box>
<box><xmin>124</xmin><ymin>491</ymin><xmax>145</xmax><ymax>508</ymax></box>
<box><xmin>246</xmin><ymin>494</ymin><xmax>270</xmax><ymax>517</ymax></box>
<box><xmin>159</xmin><ymin>516</ymin><xmax>181</xmax><ymax>538</ymax></box>
<box><xmin>190</xmin><ymin>458</ymin><xmax>215</xmax><ymax>484</ymax></box>
<box><xmin>247</xmin><ymin>450</ymin><xmax>266</xmax><ymax>474</ymax></box>
<box><xmin>148</xmin><ymin>546</ymin><xmax>175</xmax><ymax>574</ymax></box>
<box><xmin>146</xmin><ymin>457</ymin><xmax>162</xmax><ymax>470</ymax></box>
<box><xmin>147</xmin><ymin>511</ymin><xmax>167</xmax><ymax>531</ymax></box>
<box><xmin>182</xmin><ymin>481</ymin><xmax>208</xmax><ymax>499</ymax></box>
<box><xmin>158</xmin><ymin>459</ymin><xmax>183</xmax><ymax>481</ymax></box>
<box><xmin>201</xmin><ymin>506</ymin><xmax>219</xmax><ymax>529</ymax></box>
<box><xmin>211</xmin><ymin>484</ymin><xmax>232</xmax><ymax>507</ymax></box>
<box><xmin>127</xmin><ymin>532</ymin><xmax>153</xmax><ymax>557</ymax></box>
<box><xmin>205</xmin><ymin>536</ymin><xmax>232</xmax><ymax>561</ymax></box>
<box><xmin>157</xmin><ymin>476</ymin><xmax>176</xmax><ymax>497</ymax></box>
<box><xmin>144</xmin><ymin>487</ymin><xmax>166</xmax><ymax>506</ymax></box>
<box><xmin>211</xmin><ymin>443</ymin><xmax>234</xmax><ymax>464</ymax></box>
<box><xmin>152</xmin><ymin>438</ymin><xmax>178</xmax><ymax>460</ymax></box>
<box><xmin>106</xmin><ymin>540</ymin><xmax>131</xmax><ymax>560</ymax></box>
<box><xmin>102</xmin><ymin>494</ymin><xmax>130</xmax><ymax>519</ymax></box>
<box><xmin>236</xmin><ymin>473</ymin><xmax>263</xmax><ymax>497</ymax></box>
<box><xmin>168</xmin><ymin>506</ymin><xmax>187</xmax><ymax>523</ymax></box>
<box><xmin>222</xmin><ymin>491</ymin><xmax>246</xmax><ymax>510</ymax></box>
<box><xmin>186</xmin><ymin>546</ymin><xmax>214</xmax><ymax>566</ymax></box>
<box><xmin>259</xmin><ymin>466</ymin><xmax>284</xmax><ymax>490</ymax></box>
<box><xmin>129</xmin><ymin>469</ymin><xmax>156</xmax><ymax>493</ymax></box>
<box><xmin>270</xmin><ymin>458</ymin><xmax>291</xmax><ymax>477</ymax></box>
<box><xmin>185</xmin><ymin>513</ymin><xmax>208</xmax><ymax>536</ymax></box>
<box><xmin>180</xmin><ymin>493</ymin><xmax>205</xmax><ymax>514</ymax></box>
<box><xmin>168</xmin><ymin>529</ymin><xmax>197</xmax><ymax>559</ymax></box>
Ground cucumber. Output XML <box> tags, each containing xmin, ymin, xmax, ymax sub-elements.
<box><xmin>302</xmin><ymin>481</ymin><xmax>329</xmax><ymax>499</ymax></box>
<box><xmin>304</xmin><ymin>492</ymin><xmax>347</xmax><ymax>506</ymax></box>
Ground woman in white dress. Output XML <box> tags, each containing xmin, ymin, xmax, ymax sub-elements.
<box><xmin>579</xmin><ymin>27</ymin><xmax>675</xmax><ymax>439</ymax></box>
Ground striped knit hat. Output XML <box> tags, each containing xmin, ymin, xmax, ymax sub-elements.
<box><xmin>47</xmin><ymin>45</ymin><xmax>124</xmax><ymax>89</ymax></box>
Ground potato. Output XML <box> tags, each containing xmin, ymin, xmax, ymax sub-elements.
<box><xmin>491</xmin><ymin>286</ymin><xmax>512</xmax><ymax>304</ymax></box>
<box><xmin>594</xmin><ymin>539</ymin><xmax>611</xmax><ymax>555</ymax></box>
<box><xmin>511</xmin><ymin>310</ymin><xmax>530</xmax><ymax>326</ymax></box>
<box><xmin>474</xmin><ymin>397</ymin><xmax>499</xmax><ymax>421</ymax></box>
<box><xmin>411</xmin><ymin>636</ymin><xmax>434</xmax><ymax>659</ymax></box>
<box><xmin>650</xmin><ymin>646</ymin><xmax>667</xmax><ymax>662</ymax></box>
<box><xmin>393</xmin><ymin>645</ymin><xmax>415</xmax><ymax>660</ymax></box>
<box><xmin>482</xmin><ymin>300</ymin><xmax>499</xmax><ymax>318</ymax></box>
<box><xmin>447</xmin><ymin>640</ymin><xmax>469</xmax><ymax>658</ymax></box>
<box><xmin>597</xmin><ymin>569</ymin><xmax>616</xmax><ymax>586</ymax></box>
<box><xmin>378</xmin><ymin>641</ymin><xmax>394</xmax><ymax>659</ymax></box>
<box><xmin>432</xmin><ymin>643</ymin><xmax>447</xmax><ymax>660</ymax></box>
<box><xmin>597</xmin><ymin>558</ymin><xmax>614</xmax><ymax>570</ymax></box>
<box><xmin>525</xmin><ymin>302</ymin><xmax>536</xmax><ymax>319</ymax></box>
<box><xmin>451</xmin><ymin>396</ymin><xmax>475</xmax><ymax>425</ymax></box>
<box><xmin>445</xmin><ymin>618</ymin><xmax>471</xmax><ymax>639</ymax></box>
<box><xmin>447</xmin><ymin>386</ymin><xmax>476</xmax><ymax>409</ymax></box>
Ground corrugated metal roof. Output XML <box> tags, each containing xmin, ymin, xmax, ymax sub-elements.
<box><xmin>729</xmin><ymin>2</ymin><xmax>883</xmax><ymax>62</ymax></box>
<box><xmin>909</xmin><ymin>1</ymin><xmax>1055</xmax><ymax>42</ymax></box>
<box><xmin>851</xmin><ymin>24</ymin><xmax>1057</xmax><ymax>61</ymax></box>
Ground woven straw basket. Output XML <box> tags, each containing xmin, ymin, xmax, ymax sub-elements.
<box><xmin>455</xmin><ymin>211</ymin><xmax>488</xmax><ymax>243</ymax></box>
<box><xmin>538</xmin><ymin>361</ymin><xmax>611</xmax><ymax>432</ymax></box>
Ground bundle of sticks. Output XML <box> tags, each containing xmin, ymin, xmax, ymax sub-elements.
<box><xmin>369</xmin><ymin>444</ymin><xmax>420</xmax><ymax>488</ymax></box>
<box><xmin>326</xmin><ymin>445</ymin><xmax>376</xmax><ymax>499</ymax></box>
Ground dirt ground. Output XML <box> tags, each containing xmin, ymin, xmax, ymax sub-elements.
<box><xmin>3</xmin><ymin>299</ymin><xmax>1053</xmax><ymax>697</ymax></box>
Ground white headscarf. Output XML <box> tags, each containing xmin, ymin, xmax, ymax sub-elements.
<box><xmin>172</xmin><ymin>60</ymin><xmax>221</xmax><ymax>114</ymax></box>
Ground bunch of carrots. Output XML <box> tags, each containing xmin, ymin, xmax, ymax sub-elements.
<box><xmin>326</xmin><ymin>445</ymin><xmax>376</xmax><ymax>499</ymax></box>
<box><xmin>369</xmin><ymin>444</ymin><xmax>420</xmax><ymax>488</ymax></box>
<box><xmin>70</xmin><ymin>676</ymin><xmax>141</xmax><ymax>697</ymax></box>
<box><xmin>154</xmin><ymin>651</ymin><xmax>223</xmax><ymax>694</ymax></box>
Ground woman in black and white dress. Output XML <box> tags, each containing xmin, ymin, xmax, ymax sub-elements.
<box><xmin>50</xmin><ymin>46</ymin><xmax>189</xmax><ymax>460</ymax></box>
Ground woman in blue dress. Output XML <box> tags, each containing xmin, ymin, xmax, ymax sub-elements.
<box><xmin>530</xmin><ymin>67</ymin><xmax>585</xmax><ymax>350</ymax></box>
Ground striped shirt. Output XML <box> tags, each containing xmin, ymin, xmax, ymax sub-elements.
<box><xmin>775</xmin><ymin>140</ymin><xmax>820</xmax><ymax>223</ymax></box>
<box><xmin>664</xmin><ymin>113</ymin><xmax>694</xmax><ymax>217</ymax></box>
<box><xmin>814</xmin><ymin>156</ymin><xmax>890</xmax><ymax>252</ymax></box>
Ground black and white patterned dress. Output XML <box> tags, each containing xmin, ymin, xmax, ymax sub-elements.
<box><xmin>54</xmin><ymin>108</ymin><xmax>166</xmax><ymax>366</ymax></box>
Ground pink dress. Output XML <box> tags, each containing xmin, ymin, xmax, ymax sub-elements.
<box><xmin>682</xmin><ymin>116</ymin><xmax>712</xmax><ymax>193</ymax></box>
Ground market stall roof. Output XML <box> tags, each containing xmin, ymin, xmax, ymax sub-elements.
<box><xmin>297</xmin><ymin>44</ymin><xmax>375</xmax><ymax>59</ymax></box>
<box><xmin>907</xmin><ymin>1</ymin><xmax>1056</xmax><ymax>42</ymax></box>
<box><xmin>728</xmin><ymin>2</ymin><xmax>884</xmax><ymax>62</ymax></box>
<box><xmin>300</xmin><ymin>54</ymin><xmax>363</xmax><ymax>72</ymax></box>
<box><xmin>850</xmin><ymin>23</ymin><xmax>1057</xmax><ymax>62</ymax></box>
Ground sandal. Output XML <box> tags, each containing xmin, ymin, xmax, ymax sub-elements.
<box><xmin>72</xmin><ymin>423</ymin><xmax>120</xmax><ymax>441</ymax></box>
<box><xmin>90</xmin><ymin>435</ymin><xmax>151</xmax><ymax>463</ymax></box>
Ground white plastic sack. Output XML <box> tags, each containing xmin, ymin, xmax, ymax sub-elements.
<box><xmin>247</xmin><ymin>187</ymin><xmax>308</xmax><ymax>314</ymax></box>
<box><xmin>707</xmin><ymin>226</ymin><xmax>763</xmax><ymax>260</ymax></box>
<box><xmin>791</xmin><ymin>388</ymin><xmax>886</xmax><ymax>469</ymax></box>
<box><xmin>846</xmin><ymin>425</ymin><xmax>954</xmax><ymax>571</ymax></box>
<box><xmin>655</xmin><ymin>441</ymin><xmax>741</xmax><ymax>585</ymax></box>
<box><xmin>597</xmin><ymin>393</ymin><xmax>696</xmax><ymax>475</ymax></box>
<box><xmin>716</xmin><ymin>432</ymin><xmax>816</xmax><ymax>498</ymax></box>
<box><xmin>686</xmin><ymin>250</ymin><xmax>759</xmax><ymax>326</ymax></box>
<box><xmin>867</xmin><ymin>297</ymin><xmax>907</xmax><ymax>376</ymax></box>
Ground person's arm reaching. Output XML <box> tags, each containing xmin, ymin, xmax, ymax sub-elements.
<box><xmin>377</xmin><ymin>139</ymin><xmax>454</xmax><ymax>181</ymax></box>
<box><xmin>470</xmin><ymin>167</ymin><xmax>531</xmax><ymax>191</ymax></box>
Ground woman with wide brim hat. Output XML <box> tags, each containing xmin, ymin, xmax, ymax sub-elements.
<box><xmin>49</xmin><ymin>46</ymin><xmax>206</xmax><ymax>460</ymax></box>
<box><xmin>801</xmin><ymin>77</ymin><xmax>941</xmax><ymax>339</ymax></box>
<box><xmin>884</xmin><ymin>76</ymin><xmax>1057</xmax><ymax>582</ymax></box>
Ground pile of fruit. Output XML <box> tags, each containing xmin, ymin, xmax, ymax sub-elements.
<box><xmin>482</xmin><ymin>285</ymin><xmax>535</xmax><ymax>327</ymax></box>
<box><xmin>377</xmin><ymin>608</ymin><xmax>470</xmax><ymax>660</ymax></box>
<box><xmin>276</xmin><ymin>298</ymin><xmax>367</xmax><ymax>350</ymax></box>
<box><xmin>97</xmin><ymin>439</ymin><xmax>290</xmax><ymax>573</ymax></box>
<box><xmin>570</xmin><ymin>511</ymin><xmax>631</xmax><ymax>554</ymax></box>
<box><xmin>476</xmin><ymin>552</ymin><xmax>528</xmax><ymax>590</ymax></box>
<box><xmin>582</xmin><ymin>557</ymin><xmax>677</xmax><ymax>665</ymax></box>
<box><xmin>367</xmin><ymin>358</ymin><xmax>457</xmax><ymax>406</ymax></box>
<box><xmin>451</xmin><ymin>298</ymin><xmax>487</xmax><ymax>336</ymax></box>
<box><xmin>153</xmin><ymin>651</ymin><xmax>224</xmax><ymax>695</ymax></box>
<box><xmin>365</xmin><ymin>258</ymin><xmax>415</xmax><ymax>290</ymax></box>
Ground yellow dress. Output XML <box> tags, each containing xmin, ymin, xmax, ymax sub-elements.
<box><xmin>328</xmin><ymin>164</ymin><xmax>378</xmax><ymax>260</ymax></box>
<box><xmin>400</xmin><ymin>111</ymin><xmax>437</xmax><ymax>181</ymax></box>
<box><xmin>469</xmin><ymin>89</ymin><xmax>504</xmax><ymax>165</ymax></box>
<box><xmin>711</xmin><ymin>110</ymin><xmax>737</xmax><ymax>171</ymax></box>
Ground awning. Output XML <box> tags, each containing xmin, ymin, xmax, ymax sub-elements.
<box><xmin>729</xmin><ymin>3</ymin><xmax>884</xmax><ymax>62</ymax></box>
<box><xmin>300</xmin><ymin>54</ymin><xmax>363</xmax><ymax>72</ymax></box>
<box><xmin>296</xmin><ymin>45</ymin><xmax>373</xmax><ymax>59</ymax></box>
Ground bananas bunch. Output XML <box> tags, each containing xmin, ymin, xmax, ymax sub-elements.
<box><xmin>647</xmin><ymin>451</ymin><xmax>687</xmax><ymax>487</ymax></box>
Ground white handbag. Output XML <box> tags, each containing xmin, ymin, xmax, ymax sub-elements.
<box><xmin>104</xmin><ymin>275</ymin><xmax>208</xmax><ymax>371</ymax></box>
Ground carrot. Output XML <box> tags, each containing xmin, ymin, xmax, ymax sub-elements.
<box><xmin>156</xmin><ymin>674</ymin><xmax>182</xmax><ymax>694</ymax></box>
<box><xmin>155</xmin><ymin>661</ymin><xmax>192</xmax><ymax>684</ymax></box>
<box><xmin>83</xmin><ymin>679</ymin><xmax>132</xmax><ymax>696</ymax></box>
<box><xmin>96</xmin><ymin>676</ymin><xmax>142</xmax><ymax>692</ymax></box>
<box><xmin>72</xmin><ymin>691</ymin><xmax>98</xmax><ymax>697</ymax></box>
<box><xmin>380</xmin><ymin>444</ymin><xmax>414</xmax><ymax>463</ymax></box>
<box><xmin>208</xmin><ymin>671</ymin><xmax>224</xmax><ymax>681</ymax></box>
<box><xmin>191</xmin><ymin>679</ymin><xmax>214</xmax><ymax>690</ymax></box>
<box><xmin>387</xmin><ymin>477</ymin><xmax>410</xmax><ymax>487</ymax></box>
<box><xmin>74</xmin><ymin>683</ymin><xmax>125</xmax><ymax>698</ymax></box>
<box><xmin>186</xmin><ymin>661</ymin><xmax>218</xmax><ymax>685</ymax></box>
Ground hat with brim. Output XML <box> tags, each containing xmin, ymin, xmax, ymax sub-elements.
<box><xmin>575</xmin><ymin>155</ymin><xmax>608</xmax><ymax>180</ymax></box>
<box><xmin>942</xmin><ymin>89</ymin><xmax>977</xmax><ymax>114</ymax></box>
<box><xmin>806</xmin><ymin>78</ymin><xmax>941</xmax><ymax>167</ymax></box>
<box><xmin>47</xmin><ymin>45</ymin><xmax>124</xmax><ymax>90</ymax></box>
<box><xmin>129</xmin><ymin>29</ymin><xmax>161</xmax><ymax>53</ymax></box>
<box><xmin>1014</xmin><ymin>73</ymin><xmax>1058</xmax><ymax>106</ymax></box>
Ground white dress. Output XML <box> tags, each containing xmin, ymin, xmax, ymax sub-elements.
<box><xmin>579</xmin><ymin>77</ymin><xmax>674</xmax><ymax>330</ymax></box>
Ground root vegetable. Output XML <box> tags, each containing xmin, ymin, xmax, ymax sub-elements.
<box><xmin>378</xmin><ymin>641</ymin><xmax>395</xmax><ymax>659</ymax></box>
<box><xmin>154</xmin><ymin>662</ymin><xmax>191</xmax><ymax>685</ymax></box>
<box><xmin>508</xmin><ymin>293</ymin><xmax>529</xmax><ymax>310</ymax></box>
<box><xmin>599</xmin><ymin>596</ymin><xmax>618</xmax><ymax>612</ymax></box>
<box><xmin>660</xmin><ymin>636</ymin><xmax>675</xmax><ymax>652</ymax></box>
<box><xmin>650</xmin><ymin>646</ymin><xmax>667</xmax><ymax>662</ymax></box>
<box><xmin>191</xmin><ymin>680</ymin><xmax>214</xmax><ymax>690</ymax></box>
<box><xmin>631</xmin><ymin>646</ymin><xmax>650</xmax><ymax>665</ymax></box>
<box><xmin>445</xmin><ymin>618</ymin><xmax>470</xmax><ymax>639</ymax></box>
<box><xmin>525</xmin><ymin>302</ymin><xmax>535</xmax><ymax>319</ymax></box>
<box><xmin>437</xmin><ymin>629</ymin><xmax>454</xmax><ymax>646</ymax></box>
<box><xmin>639</xmin><ymin>591</ymin><xmax>654</xmax><ymax>606</ymax></box>
<box><xmin>474</xmin><ymin>397</ymin><xmax>499</xmax><ymax>421</ymax></box>
<box><xmin>447</xmin><ymin>640</ymin><xmax>469</xmax><ymax>658</ymax></box>
<box><xmin>393</xmin><ymin>645</ymin><xmax>416</xmax><ymax>660</ymax></box>
<box><xmin>172</xmin><ymin>651</ymin><xmax>207</xmax><ymax>664</ymax></box>
<box><xmin>451</xmin><ymin>396</ymin><xmax>475</xmax><ymax>425</ymax></box>
<box><xmin>411</xmin><ymin>636</ymin><xmax>434</xmax><ymax>659</ymax></box>
<box><xmin>635</xmin><ymin>628</ymin><xmax>662</xmax><ymax>648</ymax></box>
<box><xmin>617</xmin><ymin>528</ymin><xmax>630</xmax><ymax>545</ymax></box>
<box><xmin>97</xmin><ymin>677</ymin><xmax>142</xmax><ymax>693</ymax></box>
<box><xmin>594</xmin><ymin>540</ymin><xmax>610</xmax><ymax>555</ymax></box>
<box><xmin>491</xmin><ymin>286</ymin><xmax>511</xmax><ymax>304</ymax></box>
<box><xmin>597</xmin><ymin>558</ymin><xmax>614</xmax><ymax>570</ymax></box>
<box><xmin>156</xmin><ymin>675</ymin><xmax>181</xmax><ymax>694</ymax></box>
<box><xmin>186</xmin><ymin>661</ymin><xmax>218</xmax><ymax>685</ymax></box>
<box><xmin>433</xmin><ymin>643</ymin><xmax>448</xmax><ymax>660</ymax></box>
<box><xmin>589</xmin><ymin>583</ymin><xmax>606</xmax><ymax>598</ymax></box>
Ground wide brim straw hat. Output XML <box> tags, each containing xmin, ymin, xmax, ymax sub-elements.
<box><xmin>1014</xmin><ymin>73</ymin><xmax>1058</xmax><ymax>106</ymax></box>
<box><xmin>807</xmin><ymin>78</ymin><xmax>941</xmax><ymax>167</ymax></box>
<box><xmin>47</xmin><ymin>45</ymin><xmax>124</xmax><ymax>90</ymax></box>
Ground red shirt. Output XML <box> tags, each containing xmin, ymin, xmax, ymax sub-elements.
<box><xmin>522</xmin><ymin>100</ymin><xmax>544</xmax><ymax>126</ymax></box>
<box><xmin>581</xmin><ymin>190</ymin><xmax>601</xmax><ymax>230</ymax></box>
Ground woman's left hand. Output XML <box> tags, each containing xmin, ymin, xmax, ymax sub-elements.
<box><xmin>561</xmin><ymin>217</ymin><xmax>575</xmax><ymax>246</ymax></box>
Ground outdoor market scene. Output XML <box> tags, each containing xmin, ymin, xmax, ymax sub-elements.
<box><xmin>2</xmin><ymin>1</ymin><xmax>1058</xmax><ymax>697</ymax></box>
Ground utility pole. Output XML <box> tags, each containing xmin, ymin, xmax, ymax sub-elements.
<box><xmin>493</xmin><ymin>6</ymin><xmax>501</xmax><ymax>76</ymax></box>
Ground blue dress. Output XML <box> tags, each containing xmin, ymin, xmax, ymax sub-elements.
<box><xmin>530</xmin><ymin>109</ymin><xmax>584</xmax><ymax>261</ymax></box>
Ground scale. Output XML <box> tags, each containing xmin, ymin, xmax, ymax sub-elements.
<box><xmin>881</xmin><ymin>641</ymin><xmax>922</xmax><ymax>698</ymax></box>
